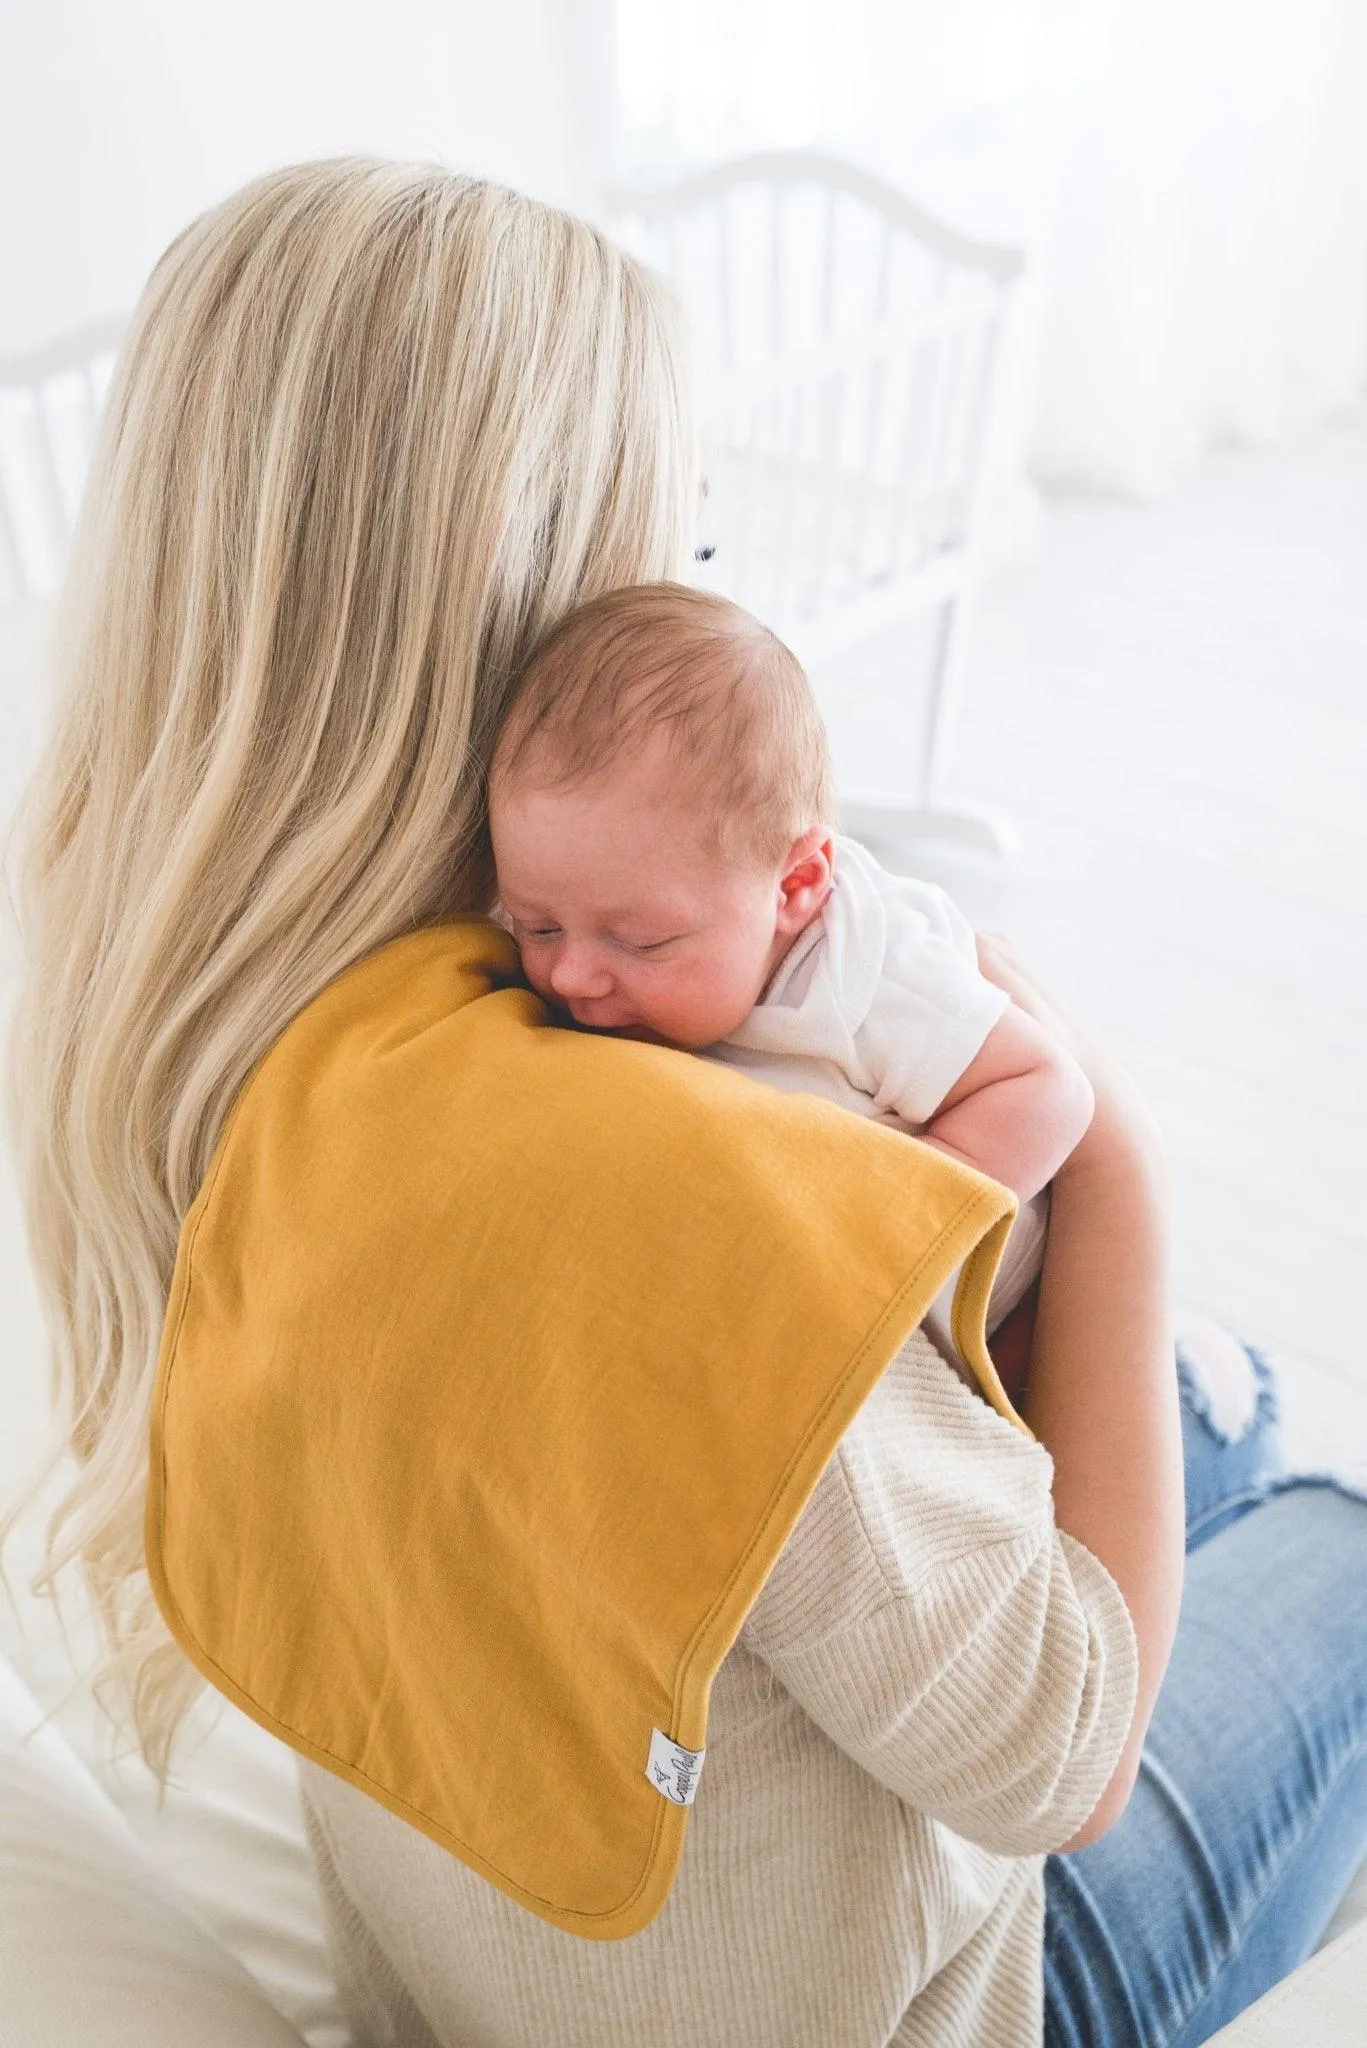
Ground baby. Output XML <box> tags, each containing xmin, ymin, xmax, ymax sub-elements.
<box><xmin>488</xmin><ymin>583</ymin><xmax>1094</xmax><ymax>1353</ymax></box>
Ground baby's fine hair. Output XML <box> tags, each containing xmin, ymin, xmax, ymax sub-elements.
<box><xmin>492</xmin><ymin>582</ymin><xmax>836</xmax><ymax>868</ymax></box>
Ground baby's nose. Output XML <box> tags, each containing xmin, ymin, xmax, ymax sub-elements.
<box><xmin>548</xmin><ymin>947</ymin><xmax>615</xmax><ymax>1001</ymax></box>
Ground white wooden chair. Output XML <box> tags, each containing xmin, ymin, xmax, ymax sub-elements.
<box><xmin>0</xmin><ymin>319</ymin><xmax>124</xmax><ymax>602</ymax></box>
<box><xmin>611</xmin><ymin>151</ymin><xmax>1024</xmax><ymax>858</ymax></box>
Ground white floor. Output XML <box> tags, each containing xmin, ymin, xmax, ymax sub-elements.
<box><xmin>817</xmin><ymin>418</ymin><xmax>1367</xmax><ymax>1467</ymax></box>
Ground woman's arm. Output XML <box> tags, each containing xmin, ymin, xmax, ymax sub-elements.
<box><xmin>975</xmin><ymin>934</ymin><xmax>1185</xmax><ymax>1851</ymax></box>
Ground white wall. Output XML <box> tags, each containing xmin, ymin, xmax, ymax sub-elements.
<box><xmin>0</xmin><ymin>0</ymin><xmax>609</xmax><ymax>353</ymax></box>
<box><xmin>616</xmin><ymin>0</ymin><xmax>1367</xmax><ymax>497</ymax></box>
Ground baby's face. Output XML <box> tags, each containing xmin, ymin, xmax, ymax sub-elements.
<box><xmin>489</xmin><ymin>740</ymin><xmax>798</xmax><ymax>1049</ymax></box>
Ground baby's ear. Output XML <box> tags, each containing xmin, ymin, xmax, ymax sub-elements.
<box><xmin>776</xmin><ymin>830</ymin><xmax>836</xmax><ymax>932</ymax></box>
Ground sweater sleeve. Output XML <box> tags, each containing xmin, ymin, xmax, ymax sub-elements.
<box><xmin>739</xmin><ymin>1330</ymin><xmax>1139</xmax><ymax>1857</ymax></box>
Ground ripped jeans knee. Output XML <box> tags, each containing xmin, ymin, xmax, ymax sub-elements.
<box><xmin>1176</xmin><ymin>1315</ymin><xmax>1284</xmax><ymax>1550</ymax></box>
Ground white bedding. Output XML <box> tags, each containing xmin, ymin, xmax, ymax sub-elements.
<box><xmin>0</xmin><ymin>1652</ymin><xmax>315</xmax><ymax>2048</ymax></box>
<box><xmin>0</xmin><ymin>1480</ymin><xmax>352</xmax><ymax>2047</ymax></box>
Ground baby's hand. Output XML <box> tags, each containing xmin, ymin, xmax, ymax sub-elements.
<box><xmin>988</xmin><ymin>1282</ymin><xmax>1038</xmax><ymax>1406</ymax></box>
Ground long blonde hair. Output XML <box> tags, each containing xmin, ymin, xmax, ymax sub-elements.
<box><xmin>2</xmin><ymin>157</ymin><xmax>697</xmax><ymax>1775</ymax></box>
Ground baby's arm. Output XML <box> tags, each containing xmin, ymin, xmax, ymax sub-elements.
<box><xmin>920</xmin><ymin>1003</ymin><xmax>1095</xmax><ymax>1203</ymax></box>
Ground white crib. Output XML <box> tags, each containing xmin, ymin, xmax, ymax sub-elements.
<box><xmin>611</xmin><ymin>151</ymin><xmax>1024</xmax><ymax>859</ymax></box>
<box><xmin>0</xmin><ymin>319</ymin><xmax>123</xmax><ymax>603</ymax></box>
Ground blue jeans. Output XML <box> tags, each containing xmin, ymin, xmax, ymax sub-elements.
<box><xmin>1043</xmin><ymin>1344</ymin><xmax>1367</xmax><ymax>2046</ymax></box>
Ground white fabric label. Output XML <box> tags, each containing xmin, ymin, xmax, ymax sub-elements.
<box><xmin>646</xmin><ymin>1728</ymin><xmax>706</xmax><ymax>1806</ymax></box>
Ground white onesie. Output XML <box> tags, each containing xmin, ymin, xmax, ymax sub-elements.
<box><xmin>703</xmin><ymin>834</ymin><xmax>1048</xmax><ymax>1336</ymax></box>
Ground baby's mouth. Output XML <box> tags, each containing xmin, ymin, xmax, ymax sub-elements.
<box><xmin>567</xmin><ymin>1006</ymin><xmax>668</xmax><ymax>1045</ymax></box>
<box><xmin>549</xmin><ymin>995</ymin><xmax>673</xmax><ymax>1046</ymax></box>
<box><xmin>558</xmin><ymin>999</ymin><xmax>639</xmax><ymax>1034</ymax></box>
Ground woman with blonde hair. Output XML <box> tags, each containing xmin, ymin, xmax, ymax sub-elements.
<box><xmin>5</xmin><ymin>157</ymin><xmax>1366</xmax><ymax>2048</ymax></box>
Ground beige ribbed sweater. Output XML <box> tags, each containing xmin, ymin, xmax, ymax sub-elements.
<box><xmin>299</xmin><ymin>1331</ymin><xmax>1138</xmax><ymax>2048</ymax></box>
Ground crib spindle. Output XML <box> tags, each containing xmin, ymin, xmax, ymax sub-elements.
<box><xmin>0</xmin><ymin>479</ymin><xmax>25</xmax><ymax>600</ymax></box>
<box><xmin>769</xmin><ymin>184</ymin><xmax>785</xmax><ymax>357</ymax></box>
<box><xmin>818</xmin><ymin>186</ymin><xmax>837</xmax><ymax>341</ymax></box>
<box><xmin>714</xmin><ymin>200</ymin><xmax>735</xmax><ymax>369</ymax></box>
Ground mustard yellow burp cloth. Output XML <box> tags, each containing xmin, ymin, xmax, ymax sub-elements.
<box><xmin>146</xmin><ymin>920</ymin><xmax>1021</xmax><ymax>1940</ymax></box>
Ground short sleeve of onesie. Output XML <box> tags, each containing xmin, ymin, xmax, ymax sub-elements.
<box><xmin>851</xmin><ymin>852</ymin><xmax>1010</xmax><ymax>1127</ymax></box>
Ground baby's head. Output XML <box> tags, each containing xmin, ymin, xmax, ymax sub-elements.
<box><xmin>488</xmin><ymin>582</ymin><xmax>836</xmax><ymax>1047</ymax></box>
